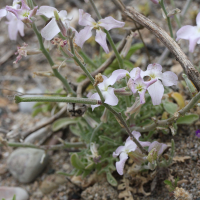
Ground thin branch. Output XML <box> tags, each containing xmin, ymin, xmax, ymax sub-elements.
<box><xmin>124</xmin><ymin>6</ymin><xmax>200</xmax><ymax>91</ymax></box>
<box><xmin>76</xmin><ymin>33</ymin><xmax>127</xmax><ymax>97</ymax></box>
<box><xmin>0</xmin><ymin>141</ymin><xmax>85</xmax><ymax>152</ymax></box>
<box><xmin>132</xmin><ymin>91</ymin><xmax>200</xmax><ymax>132</ymax></box>
<box><xmin>21</xmin><ymin>105</ymin><xmax>68</xmax><ymax>138</ymax></box>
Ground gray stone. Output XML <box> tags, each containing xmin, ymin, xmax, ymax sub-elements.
<box><xmin>0</xmin><ymin>187</ymin><xmax>29</xmax><ymax>200</ymax></box>
<box><xmin>7</xmin><ymin>148</ymin><xmax>49</xmax><ymax>183</ymax></box>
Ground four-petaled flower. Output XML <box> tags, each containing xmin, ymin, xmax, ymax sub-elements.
<box><xmin>142</xmin><ymin>63</ymin><xmax>178</xmax><ymax>105</ymax></box>
<box><xmin>128</xmin><ymin>68</ymin><xmax>157</xmax><ymax>104</ymax></box>
<box><xmin>6</xmin><ymin>0</ymin><xmax>38</xmax><ymax>23</ymax></box>
<box><xmin>176</xmin><ymin>12</ymin><xmax>200</xmax><ymax>52</ymax></box>
<box><xmin>75</xmin><ymin>9</ymin><xmax>125</xmax><ymax>53</ymax></box>
<box><xmin>90</xmin><ymin>75</ymin><xmax>118</xmax><ymax>110</ymax></box>
<box><xmin>0</xmin><ymin>0</ymin><xmax>24</xmax><ymax>40</ymax></box>
<box><xmin>113</xmin><ymin>131</ymin><xmax>150</xmax><ymax>175</ymax></box>
<box><xmin>37</xmin><ymin>6</ymin><xmax>73</xmax><ymax>40</ymax></box>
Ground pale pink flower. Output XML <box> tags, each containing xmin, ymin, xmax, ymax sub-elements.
<box><xmin>128</xmin><ymin>68</ymin><xmax>157</xmax><ymax>104</ymax></box>
<box><xmin>90</xmin><ymin>75</ymin><xmax>118</xmax><ymax>110</ymax></box>
<box><xmin>37</xmin><ymin>6</ymin><xmax>73</xmax><ymax>40</ymax></box>
<box><xmin>6</xmin><ymin>0</ymin><xmax>38</xmax><ymax>23</ymax></box>
<box><xmin>113</xmin><ymin>131</ymin><xmax>150</xmax><ymax>175</ymax></box>
<box><xmin>75</xmin><ymin>9</ymin><xmax>125</xmax><ymax>53</ymax></box>
<box><xmin>176</xmin><ymin>12</ymin><xmax>200</xmax><ymax>52</ymax></box>
<box><xmin>0</xmin><ymin>0</ymin><xmax>24</xmax><ymax>40</ymax></box>
<box><xmin>142</xmin><ymin>63</ymin><xmax>178</xmax><ymax>105</ymax></box>
<box><xmin>6</xmin><ymin>12</ymin><xmax>24</xmax><ymax>40</ymax></box>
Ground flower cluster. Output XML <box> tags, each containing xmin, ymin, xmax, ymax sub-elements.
<box><xmin>90</xmin><ymin>63</ymin><xmax>178</xmax><ymax>109</ymax></box>
<box><xmin>113</xmin><ymin>131</ymin><xmax>167</xmax><ymax>175</ymax></box>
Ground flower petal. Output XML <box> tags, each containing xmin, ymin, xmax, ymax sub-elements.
<box><xmin>103</xmin><ymin>87</ymin><xmax>118</xmax><ymax>106</ymax></box>
<box><xmin>113</xmin><ymin>146</ymin><xmax>125</xmax><ymax>157</ymax></box>
<box><xmin>147</xmin><ymin>63</ymin><xmax>162</xmax><ymax>72</ymax></box>
<box><xmin>37</xmin><ymin>6</ymin><xmax>57</xmax><ymax>18</ymax></box>
<box><xmin>131</xmin><ymin>131</ymin><xmax>150</xmax><ymax>147</ymax></box>
<box><xmin>196</xmin><ymin>12</ymin><xmax>200</xmax><ymax>27</ymax></box>
<box><xmin>95</xmin><ymin>29</ymin><xmax>109</xmax><ymax>53</ymax></box>
<box><xmin>99</xmin><ymin>16</ymin><xmax>125</xmax><ymax>31</ymax></box>
<box><xmin>189</xmin><ymin>37</ymin><xmax>199</xmax><ymax>52</ymax></box>
<box><xmin>90</xmin><ymin>93</ymin><xmax>101</xmax><ymax>110</ymax></box>
<box><xmin>79</xmin><ymin>9</ymin><xmax>95</xmax><ymax>27</ymax></box>
<box><xmin>176</xmin><ymin>25</ymin><xmax>199</xmax><ymax>41</ymax></box>
<box><xmin>0</xmin><ymin>9</ymin><xmax>7</xmax><ymax>19</ymax></box>
<box><xmin>116</xmin><ymin>152</ymin><xmax>128</xmax><ymax>175</ymax></box>
<box><xmin>161</xmin><ymin>71</ymin><xmax>178</xmax><ymax>86</ymax></box>
<box><xmin>108</xmin><ymin>69</ymin><xmax>129</xmax><ymax>85</ymax></box>
<box><xmin>147</xmin><ymin>80</ymin><xmax>164</xmax><ymax>105</ymax></box>
<box><xmin>148</xmin><ymin>141</ymin><xmax>167</xmax><ymax>156</ymax></box>
<box><xmin>75</xmin><ymin>26</ymin><xmax>93</xmax><ymax>48</ymax></box>
<box><xmin>17</xmin><ymin>19</ymin><xmax>24</xmax><ymax>37</ymax></box>
<box><xmin>138</xmin><ymin>89</ymin><xmax>146</xmax><ymax>104</ymax></box>
<box><xmin>7</xmin><ymin>18</ymin><xmax>18</xmax><ymax>40</ymax></box>
<box><xmin>41</xmin><ymin>18</ymin><xmax>60</xmax><ymax>40</ymax></box>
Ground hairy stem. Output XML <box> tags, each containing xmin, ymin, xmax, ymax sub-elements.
<box><xmin>159</xmin><ymin>0</ymin><xmax>174</xmax><ymax>38</ymax></box>
<box><xmin>15</xmin><ymin>96</ymin><xmax>101</xmax><ymax>105</ymax></box>
<box><xmin>31</xmin><ymin>23</ymin><xmax>76</xmax><ymax>96</ymax></box>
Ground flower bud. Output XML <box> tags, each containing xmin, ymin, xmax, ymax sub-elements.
<box><xmin>90</xmin><ymin>143</ymin><xmax>101</xmax><ymax>163</ymax></box>
<box><xmin>100</xmin><ymin>108</ymin><xmax>109</xmax><ymax>123</ymax></box>
<box><xmin>167</xmin><ymin>8</ymin><xmax>181</xmax><ymax>17</ymax></box>
<box><xmin>147</xmin><ymin>148</ymin><xmax>158</xmax><ymax>163</ymax></box>
<box><xmin>55</xmin><ymin>11</ymin><xmax>67</xmax><ymax>37</ymax></box>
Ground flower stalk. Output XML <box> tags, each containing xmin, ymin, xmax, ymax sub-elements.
<box><xmin>15</xmin><ymin>96</ymin><xmax>101</xmax><ymax>105</ymax></box>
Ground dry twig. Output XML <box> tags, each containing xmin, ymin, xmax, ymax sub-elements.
<box><xmin>124</xmin><ymin>6</ymin><xmax>200</xmax><ymax>91</ymax></box>
<box><xmin>21</xmin><ymin>104</ymin><xmax>68</xmax><ymax>139</ymax></box>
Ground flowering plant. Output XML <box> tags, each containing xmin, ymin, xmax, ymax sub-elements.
<box><xmin>1</xmin><ymin>0</ymin><xmax>199</xmax><ymax>198</ymax></box>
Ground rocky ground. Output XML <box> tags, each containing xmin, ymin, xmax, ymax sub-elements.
<box><xmin>1</xmin><ymin>0</ymin><xmax>200</xmax><ymax>199</ymax></box>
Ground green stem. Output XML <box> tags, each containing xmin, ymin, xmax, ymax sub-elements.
<box><xmin>103</xmin><ymin>103</ymin><xmax>148</xmax><ymax>155</ymax></box>
<box><xmin>133</xmin><ymin>91</ymin><xmax>200</xmax><ymax>132</ymax></box>
<box><xmin>89</xmin><ymin>0</ymin><xmax>102</xmax><ymax>19</ymax></box>
<box><xmin>105</xmin><ymin>30</ymin><xmax>124</xmax><ymax>69</ymax></box>
<box><xmin>89</xmin><ymin>0</ymin><xmax>124</xmax><ymax>69</ymax></box>
<box><xmin>79</xmin><ymin>50</ymin><xmax>98</xmax><ymax>69</ymax></box>
<box><xmin>160</xmin><ymin>0</ymin><xmax>174</xmax><ymax>38</ymax></box>
<box><xmin>68</xmin><ymin>37</ymin><xmax>147</xmax><ymax>155</ymax></box>
<box><xmin>90</xmin><ymin>122</ymin><xmax>104</xmax><ymax>143</ymax></box>
<box><xmin>0</xmin><ymin>141</ymin><xmax>85</xmax><ymax>151</ymax></box>
<box><xmin>15</xmin><ymin>96</ymin><xmax>101</xmax><ymax>105</ymax></box>
<box><xmin>31</xmin><ymin>23</ymin><xmax>76</xmax><ymax>96</ymax></box>
<box><xmin>73</xmin><ymin>56</ymin><xmax>95</xmax><ymax>84</ymax></box>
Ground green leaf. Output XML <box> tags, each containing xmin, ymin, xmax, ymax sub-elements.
<box><xmin>106</xmin><ymin>171</ymin><xmax>118</xmax><ymax>187</ymax></box>
<box><xmin>99</xmin><ymin>135</ymin><xmax>117</xmax><ymax>145</ymax></box>
<box><xmin>176</xmin><ymin>114</ymin><xmax>199</xmax><ymax>125</ymax></box>
<box><xmin>164</xmin><ymin>179</ymin><xmax>172</xmax><ymax>187</ymax></box>
<box><xmin>70</xmin><ymin>153</ymin><xmax>85</xmax><ymax>170</ymax></box>
<box><xmin>12</xmin><ymin>195</ymin><xmax>16</xmax><ymax>200</ymax></box>
<box><xmin>163</xmin><ymin>101</ymin><xmax>178</xmax><ymax>115</ymax></box>
<box><xmin>32</xmin><ymin>107</ymin><xmax>43</xmax><ymax>117</ymax></box>
<box><xmin>52</xmin><ymin>118</ymin><xmax>78</xmax><ymax>131</ymax></box>
<box><xmin>77</xmin><ymin>74</ymin><xmax>87</xmax><ymax>82</ymax></box>
<box><xmin>125</xmin><ymin>43</ymin><xmax>144</xmax><ymax>60</ymax></box>
<box><xmin>123</xmin><ymin>60</ymin><xmax>134</xmax><ymax>69</ymax></box>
